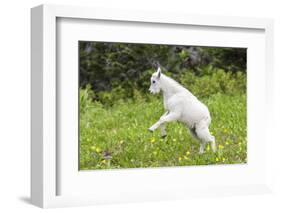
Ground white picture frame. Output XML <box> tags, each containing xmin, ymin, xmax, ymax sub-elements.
<box><xmin>31</xmin><ymin>4</ymin><xmax>274</xmax><ymax>208</ymax></box>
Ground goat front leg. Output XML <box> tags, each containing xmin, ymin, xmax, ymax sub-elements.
<box><xmin>159</xmin><ymin>123</ymin><xmax>167</xmax><ymax>138</ymax></box>
<box><xmin>148</xmin><ymin>111</ymin><xmax>169</xmax><ymax>133</ymax></box>
<box><xmin>148</xmin><ymin>112</ymin><xmax>179</xmax><ymax>132</ymax></box>
<box><xmin>159</xmin><ymin>112</ymin><xmax>168</xmax><ymax>137</ymax></box>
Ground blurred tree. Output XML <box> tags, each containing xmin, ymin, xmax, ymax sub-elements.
<box><xmin>79</xmin><ymin>41</ymin><xmax>246</xmax><ymax>98</ymax></box>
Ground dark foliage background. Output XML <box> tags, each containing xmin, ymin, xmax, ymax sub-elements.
<box><xmin>79</xmin><ymin>41</ymin><xmax>246</xmax><ymax>105</ymax></box>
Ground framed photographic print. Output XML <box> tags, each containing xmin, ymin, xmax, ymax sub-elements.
<box><xmin>31</xmin><ymin>4</ymin><xmax>274</xmax><ymax>208</ymax></box>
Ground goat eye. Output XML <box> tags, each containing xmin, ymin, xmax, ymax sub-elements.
<box><xmin>152</xmin><ymin>80</ymin><xmax>156</xmax><ymax>84</ymax></box>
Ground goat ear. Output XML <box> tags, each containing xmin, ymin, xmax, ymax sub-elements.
<box><xmin>157</xmin><ymin>67</ymin><xmax>161</xmax><ymax>79</ymax></box>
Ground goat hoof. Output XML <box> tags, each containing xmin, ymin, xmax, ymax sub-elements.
<box><xmin>161</xmin><ymin>134</ymin><xmax>167</xmax><ymax>139</ymax></box>
<box><xmin>199</xmin><ymin>149</ymin><xmax>204</xmax><ymax>154</ymax></box>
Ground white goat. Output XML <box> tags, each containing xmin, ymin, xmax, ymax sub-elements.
<box><xmin>148</xmin><ymin>67</ymin><xmax>216</xmax><ymax>154</ymax></box>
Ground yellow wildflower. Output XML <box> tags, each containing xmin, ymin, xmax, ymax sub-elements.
<box><xmin>150</xmin><ymin>138</ymin><xmax>155</xmax><ymax>143</ymax></box>
<box><xmin>219</xmin><ymin>145</ymin><xmax>224</xmax><ymax>149</ymax></box>
<box><xmin>101</xmin><ymin>160</ymin><xmax>106</xmax><ymax>164</ymax></box>
<box><xmin>173</xmin><ymin>138</ymin><xmax>177</xmax><ymax>142</ymax></box>
<box><xmin>95</xmin><ymin>147</ymin><xmax>101</xmax><ymax>153</ymax></box>
<box><xmin>225</xmin><ymin>141</ymin><xmax>229</xmax><ymax>145</ymax></box>
<box><xmin>178</xmin><ymin>157</ymin><xmax>182</xmax><ymax>162</ymax></box>
<box><xmin>119</xmin><ymin>140</ymin><xmax>124</xmax><ymax>144</ymax></box>
<box><xmin>215</xmin><ymin>157</ymin><xmax>219</xmax><ymax>162</ymax></box>
<box><xmin>186</xmin><ymin>151</ymin><xmax>190</xmax><ymax>156</ymax></box>
<box><xmin>184</xmin><ymin>156</ymin><xmax>188</xmax><ymax>160</ymax></box>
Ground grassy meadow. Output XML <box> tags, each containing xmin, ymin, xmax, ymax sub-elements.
<box><xmin>79</xmin><ymin>85</ymin><xmax>247</xmax><ymax>170</ymax></box>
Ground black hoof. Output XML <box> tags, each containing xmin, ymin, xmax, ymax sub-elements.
<box><xmin>161</xmin><ymin>135</ymin><xmax>167</xmax><ymax>139</ymax></box>
<box><xmin>148</xmin><ymin>128</ymin><xmax>153</xmax><ymax>132</ymax></box>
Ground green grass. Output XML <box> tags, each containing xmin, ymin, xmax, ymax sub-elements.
<box><xmin>79</xmin><ymin>93</ymin><xmax>247</xmax><ymax>170</ymax></box>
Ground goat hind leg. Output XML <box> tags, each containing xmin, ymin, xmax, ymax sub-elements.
<box><xmin>189</xmin><ymin>126</ymin><xmax>199</xmax><ymax>140</ymax></box>
<box><xmin>199</xmin><ymin>142</ymin><xmax>206</xmax><ymax>154</ymax></box>
<box><xmin>196</xmin><ymin>127</ymin><xmax>216</xmax><ymax>153</ymax></box>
